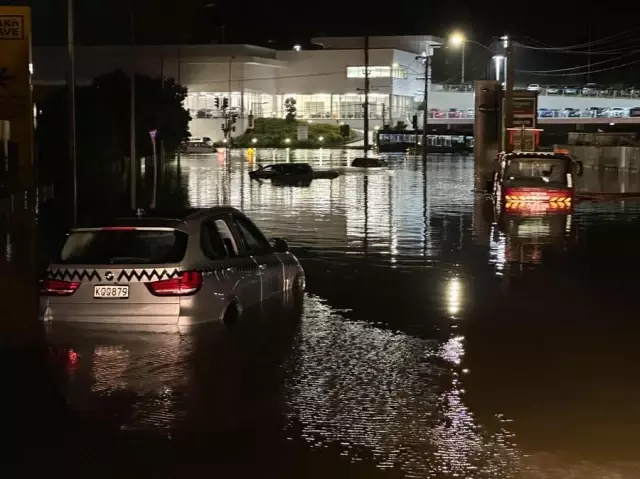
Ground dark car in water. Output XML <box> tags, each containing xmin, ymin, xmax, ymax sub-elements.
<box><xmin>249</xmin><ymin>163</ymin><xmax>339</xmax><ymax>184</ymax></box>
<box><xmin>249</xmin><ymin>163</ymin><xmax>313</xmax><ymax>181</ymax></box>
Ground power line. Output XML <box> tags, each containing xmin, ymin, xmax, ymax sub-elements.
<box><xmin>516</xmin><ymin>26</ymin><xmax>640</xmax><ymax>52</ymax></box>
<box><xmin>517</xmin><ymin>49</ymin><xmax>640</xmax><ymax>73</ymax></box>
<box><xmin>520</xmin><ymin>43</ymin><xmax>640</xmax><ymax>55</ymax></box>
<box><xmin>517</xmin><ymin>56</ymin><xmax>640</xmax><ymax>77</ymax></box>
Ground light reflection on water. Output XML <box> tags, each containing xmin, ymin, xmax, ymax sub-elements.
<box><xmin>283</xmin><ymin>295</ymin><xmax>520</xmax><ymax>478</ymax></box>
<box><xmin>42</xmin><ymin>149</ymin><xmax>640</xmax><ymax>476</ymax></box>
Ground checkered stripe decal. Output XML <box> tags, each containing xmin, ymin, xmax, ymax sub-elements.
<box><xmin>46</xmin><ymin>268</ymin><xmax>181</xmax><ymax>283</ymax></box>
<box><xmin>47</xmin><ymin>268</ymin><xmax>102</xmax><ymax>282</ymax></box>
<box><xmin>117</xmin><ymin>269</ymin><xmax>180</xmax><ymax>282</ymax></box>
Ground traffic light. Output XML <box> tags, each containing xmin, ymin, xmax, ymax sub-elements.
<box><xmin>214</xmin><ymin>97</ymin><xmax>220</xmax><ymax>109</ymax></box>
<box><xmin>221</xmin><ymin>123</ymin><xmax>225</xmax><ymax>131</ymax></box>
<box><xmin>222</xmin><ymin>97</ymin><xmax>229</xmax><ymax>110</ymax></box>
<box><xmin>412</xmin><ymin>114</ymin><xmax>418</xmax><ymax>130</ymax></box>
<box><xmin>231</xmin><ymin>113</ymin><xmax>237</xmax><ymax>124</ymax></box>
<box><xmin>340</xmin><ymin>124</ymin><xmax>350</xmax><ymax>138</ymax></box>
<box><xmin>248</xmin><ymin>114</ymin><xmax>255</xmax><ymax>130</ymax></box>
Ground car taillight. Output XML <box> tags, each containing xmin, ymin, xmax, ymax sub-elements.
<box><xmin>145</xmin><ymin>271</ymin><xmax>202</xmax><ymax>296</ymax></box>
<box><xmin>39</xmin><ymin>279</ymin><xmax>81</xmax><ymax>296</ymax></box>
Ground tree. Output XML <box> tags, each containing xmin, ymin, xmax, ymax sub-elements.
<box><xmin>36</xmin><ymin>69</ymin><xmax>190</xmax><ymax>221</ymax></box>
<box><xmin>284</xmin><ymin>97</ymin><xmax>297</xmax><ymax>122</ymax></box>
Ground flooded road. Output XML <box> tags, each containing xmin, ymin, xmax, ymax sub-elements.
<box><xmin>8</xmin><ymin>150</ymin><xmax>640</xmax><ymax>476</ymax></box>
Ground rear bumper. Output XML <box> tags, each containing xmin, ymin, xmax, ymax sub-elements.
<box><xmin>40</xmin><ymin>310</ymin><xmax>218</xmax><ymax>332</ymax></box>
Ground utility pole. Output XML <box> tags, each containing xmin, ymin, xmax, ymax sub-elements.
<box><xmin>502</xmin><ymin>35</ymin><xmax>514</xmax><ymax>152</ymax></box>
<box><xmin>129</xmin><ymin>0</ymin><xmax>136</xmax><ymax>211</ymax></box>
<box><xmin>417</xmin><ymin>47</ymin><xmax>434</xmax><ymax>163</ymax></box>
<box><xmin>587</xmin><ymin>24</ymin><xmax>592</xmax><ymax>82</ymax></box>
<box><xmin>363</xmin><ymin>35</ymin><xmax>370</xmax><ymax>157</ymax></box>
<box><xmin>461</xmin><ymin>41</ymin><xmax>465</xmax><ymax>84</ymax></box>
<box><xmin>67</xmin><ymin>0</ymin><xmax>77</xmax><ymax>224</ymax></box>
<box><xmin>226</xmin><ymin>56</ymin><xmax>233</xmax><ymax>157</ymax></box>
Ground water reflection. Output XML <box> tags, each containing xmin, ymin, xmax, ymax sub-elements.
<box><xmin>26</xmin><ymin>148</ymin><xmax>640</xmax><ymax>475</ymax></box>
<box><xmin>182</xmin><ymin>151</ymin><xmax>474</xmax><ymax>266</ymax></box>
<box><xmin>285</xmin><ymin>296</ymin><xmax>519</xmax><ymax>477</ymax></box>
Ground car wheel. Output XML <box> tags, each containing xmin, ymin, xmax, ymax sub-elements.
<box><xmin>223</xmin><ymin>302</ymin><xmax>239</xmax><ymax>326</ymax></box>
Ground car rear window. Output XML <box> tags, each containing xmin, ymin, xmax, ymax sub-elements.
<box><xmin>57</xmin><ymin>229</ymin><xmax>189</xmax><ymax>265</ymax></box>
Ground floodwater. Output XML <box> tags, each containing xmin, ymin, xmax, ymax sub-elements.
<box><xmin>5</xmin><ymin>149</ymin><xmax>640</xmax><ymax>477</ymax></box>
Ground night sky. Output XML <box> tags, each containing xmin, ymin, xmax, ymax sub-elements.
<box><xmin>7</xmin><ymin>0</ymin><xmax>640</xmax><ymax>84</ymax></box>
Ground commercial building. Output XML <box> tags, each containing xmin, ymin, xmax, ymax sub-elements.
<box><xmin>32</xmin><ymin>35</ymin><xmax>443</xmax><ymax>141</ymax></box>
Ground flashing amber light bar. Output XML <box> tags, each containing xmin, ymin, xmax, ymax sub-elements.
<box><xmin>505</xmin><ymin>200</ymin><xmax>572</xmax><ymax>211</ymax></box>
<box><xmin>505</xmin><ymin>194</ymin><xmax>571</xmax><ymax>204</ymax></box>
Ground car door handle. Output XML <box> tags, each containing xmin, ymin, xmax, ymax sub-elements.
<box><xmin>226</xmin><ymin>267</ymin><xmax>236</xmax><ymax>273</ymax></box>
<box><xmin>258</xmin><ymin>264</ymin><xmax>267</xmax><ymax>270</ymax></box>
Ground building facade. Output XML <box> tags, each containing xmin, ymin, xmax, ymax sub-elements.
<box><xmin>32</xmin><ymin>35</ymin><xmax>443</xmax><ymax>141</ymax></box>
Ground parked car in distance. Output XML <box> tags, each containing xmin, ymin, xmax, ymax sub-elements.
<box><xmin>561</xmin><ymin>108</ymin><xmax>580</xmax><ymax>118</ymax></box>
<box><xmin>581</xmin><ymin>83</ymin><xmax>598</xmax><ymax>96</ymax></box>
<box><xmin>563</xmin><ymin>86</ymin><xmax>579</xmax><ymax>95</ymax></box>
<box><xmin>537</xmin><ymin>108</ymin><xmax>553</xmax><ymax>118</ymax></box>
<box><xmin>546</xmin><ymin>85</ymin><xmax>560</xmax><ymax>95</ymax></box>
<box><xmin>39</xmin><ymin>207</ymin><xmax>306</xmax><ymax>330</ymax></box>
<box><xmin>604</xmin><ymin>107</ymin><xmax>627</xmax><ymax>118</ymax></box>
<box><xmin>581</xmin><ymin>107</ymin><xmax>600</xmax><ymax>117</ymax></box>
<box><xmin>527</xmin><ymin>84</ymin><xmax>540</xmax><ymax>91</ymax></box>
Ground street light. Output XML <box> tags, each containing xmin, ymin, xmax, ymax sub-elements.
<box><xmin>492</xmin><ymin>55</ymin><xmax>505</xmax><ymax>82</ymax></box>
<box><xmin>449</xmin><ymin>31</ymin><xmax>466</xmax><ymax>84</ymax></box>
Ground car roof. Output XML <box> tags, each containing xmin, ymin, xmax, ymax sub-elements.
<box><xmin>73</xmin><ymin>206</ymin><xmax>244</xmax><ymax>230</ymax></box>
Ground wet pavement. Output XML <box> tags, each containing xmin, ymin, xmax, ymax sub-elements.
<box><xmin>4</xmin><ymin>149</ymin><xmax>640</xmax><ymax>476</ymax></box>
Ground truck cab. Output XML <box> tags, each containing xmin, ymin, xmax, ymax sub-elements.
<box><xmin>492</xmin><ymin>150</ymin><xmax>583</xmax><ymax>212</ymax></box>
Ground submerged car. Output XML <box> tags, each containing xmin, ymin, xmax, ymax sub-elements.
<box><xmin>490</xmin><ymin>150</ymin><xmax>583</xmax><ymax>212</ymax></box>
<box><xmin>249</xmin><ymin>163</ymin><xmax>339</xmax><ymax>181</ymax></box>
<box><xmin>39</xmin><ymin>207</ymin><xmax>305</xmax><ymax>329</ymax></box>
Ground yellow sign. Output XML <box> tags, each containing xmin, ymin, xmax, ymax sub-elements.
<box><xmin>0</xmin><ymin>7</ymin><xmax>30</xmax><ymax>121</ymax></box>
<box><xmin>0</xmin><ymin>15</ymin><xmax>24</xmax><ymax>39</ymax></box>
<box><xmin>0</xmin><ymin>6</ymin><xmax>33</xmax><ymax>190</ymax></box>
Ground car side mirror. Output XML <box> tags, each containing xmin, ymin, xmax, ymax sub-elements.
<box><xmin>271</xmin><ymin>237</ymin><xmax>289</xmax><ymax>253</ymax></box>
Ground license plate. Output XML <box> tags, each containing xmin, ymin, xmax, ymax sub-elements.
<box><xmin>94</xmin><ymin>285</ymin><xmax>129</xmax><ymax>299</ymax></box>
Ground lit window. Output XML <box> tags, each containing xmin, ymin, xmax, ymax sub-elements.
<box><xmin>346</xmin><ymin>65</ymin><xmax>408</xmax><ymax>79</ymax></box>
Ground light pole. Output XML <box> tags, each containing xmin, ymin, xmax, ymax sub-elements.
<box><xmin>68</xmin><ymin>0</ymin><xmax>77</xmax><ymax>224</ymax></box>
<box><xmin>449</xmin><ymin>32</ymin><xmax>466</xmax><ymax>84</ymax></box>
<box><xmin>416</xmin><ymin>44</ymin><xmax>439</xmax><ymax>163</ymax></box>
<box><xmin>129</xmin><ymin>0</ymin><xmax>136</xmax><ymax>211</ymax></box>
<box><xmin>492</xmin><ymin>55</ymin><xmax>504</xmax><ymax>82</ymax></box>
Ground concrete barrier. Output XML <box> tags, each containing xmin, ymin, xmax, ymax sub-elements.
<box><xmin>561</xmin><ymin>145</ymin><xmax>640</xmax><ymax>171</ymax></box>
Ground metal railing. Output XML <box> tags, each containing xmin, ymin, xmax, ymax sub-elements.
<box><xmin>432</xmin><ymin>83</ymin><xmax>640</xmax><ymax>99</ymax></box>
<box><xmin>427</xmin><ymin>108</ymin><xmax>637</xmax><ymax>120</ymax></box>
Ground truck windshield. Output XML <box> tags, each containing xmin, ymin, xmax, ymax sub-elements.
<box><xmin>504</xmin><ymin>159</ymin><xmax>569</xmax><ymax>187</ymax></box>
